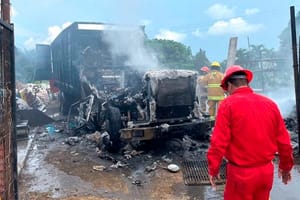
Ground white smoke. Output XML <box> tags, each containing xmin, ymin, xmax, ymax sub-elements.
<box><xmin>102</xmin><ymin>27</ymin><xmax>160</xmax><ymax>72</ymax></box>
<box><xmin>264</xmin><ymin>86</ymin><xmax>296</xmax><ymax>118</ymax></box>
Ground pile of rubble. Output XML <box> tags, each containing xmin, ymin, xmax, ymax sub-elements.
<box><xmin>284</xmin><ymin>107</ymin><xmax>299</xmax><ymax>153</ymax></box>
<box><xmin>16</xmin><ymin>81</ymin><xmax>56</xmax><ymax>112</ymax></box>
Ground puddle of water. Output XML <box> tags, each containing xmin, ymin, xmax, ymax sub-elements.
<box><xmin>183</xmin><ymin>160</ymin><xmax>300</xmax><ymax>200</ymax></box>
<box><xmin>17</xmin><ymin>134</ymin><xmax>35</xmax><ymax>174</ymax></box>
<box><xmin>24</xmin><ymin>146</ymin><xmax>104</xmax><ymax>199</ymax></box>
<box><xmin>204</xmin><ymin>186</ymin><xmax>224</xmax><ymax>200</ymax></box>
<box><xmin>271</xmin><ymin>163</ymin><xmax>300</xmax><ymax>200</ymax></box>
<box><xmin>184</xmin><ymin>185</ymin><xmax>224</xmax><ymax>200</ymax></box>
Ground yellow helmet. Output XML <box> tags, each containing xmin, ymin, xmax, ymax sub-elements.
<box><xmin>211</xmin><ymin>61</ymin><xmax>221</xmax><ymax>67</ymax></box>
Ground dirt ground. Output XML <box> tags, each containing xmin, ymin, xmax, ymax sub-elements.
<box><xmin>17</xmin><ymin>126</ymin><xmax>225</xmax><ymax>200</ymax></box>
<box><xmin>17</xmin><ymin>101</ymin><xmax>300</xmax><ymax>200</ymax></box>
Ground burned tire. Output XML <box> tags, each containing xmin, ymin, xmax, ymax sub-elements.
<box><xmin>60</xmin><ymin>92</ymin><xmax>79</xmax><ymax>116</ymax></box>
<box><xmin>106</xmin><ymin>106</ymin><xmax>122</xmax><ymax>152</ymax></box>
<box><xmin>59</xmin><ymin>92</ymin><xmax>71</xmax><ymax>116</ymax></box>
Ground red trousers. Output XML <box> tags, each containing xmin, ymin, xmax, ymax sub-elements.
<box><xmin>224</xmin><ymin>162</ymin><xmax>274</xmax><ymax>200</ymax></box>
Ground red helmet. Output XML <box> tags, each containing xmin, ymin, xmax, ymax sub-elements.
<box><xmin>221</xmin><ymin>65</ymin><xmax>253</xmax><ymax>90</ymax></box>
<box><xmin>200</xmin><ymin>66</ymin><xmax>209</xmax><ymax>72</ymax></box>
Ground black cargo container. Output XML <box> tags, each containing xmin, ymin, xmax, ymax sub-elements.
<box><xmin>39</xmin><ymin>22</ymin><xmax>145</xmax><ymax>114</ymax></box>
<box><xmin>35</xmin><ymin>44</ymin><xmax>52</xmax><ymax>81</ymax></box>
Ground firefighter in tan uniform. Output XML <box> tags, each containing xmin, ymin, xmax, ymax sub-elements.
<box><xmin>200</xmin><ymin>61</ymin><xmax>225</xmax><ymax>119</ymax></box>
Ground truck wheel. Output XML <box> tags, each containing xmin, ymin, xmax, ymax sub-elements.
<box><xmin>106</xmin><ymin>106</ymin><xmax>122</xmax><ymax>152</ymax></box>
<box><xmin>59</xmin><ymin>92</ymin><xmax>73</xmax><ymax>116</ymax></box>
<box><xmin>59</xmin><ymin>92</ymin><xmax>66</xmax><ymax>115</ymax></box>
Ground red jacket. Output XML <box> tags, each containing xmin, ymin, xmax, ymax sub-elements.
<box><xmin>207</xmin><ymin>87</ymin><xmax>294</xmax><ymax>176</ymax></box>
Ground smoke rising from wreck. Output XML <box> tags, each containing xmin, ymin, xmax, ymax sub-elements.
<box><xmin>264</xmin><ymin>86</ymin><xmax>296</xmax><ymax>118</ymax></box>
<box><xmin>102</xmin><ymin>28</ymin><xmax>160</xmax><ymax>72</ymax></box>
<box><xmin>77</xmin><ymin>25</ymin><xmax>161</xmax><ymax>97</ymax></box>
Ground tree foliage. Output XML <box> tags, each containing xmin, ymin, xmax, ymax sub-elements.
<box><xmin>146</xmin><ymin>39</ymin><xmax>211</xmax><ymax>71</ymax></box>
<box><xmin>234</xmin><ymin>44</ymin><xmax>291</xmax><ymax>90</ymax></box>
<box><xmin>193</xmin><ymin>49</ymin><xmax>210</xmax><ymax>71</ymax></box>
<box><xmin>146</xmin><ymin>39</ymin><xmax>194</xmax><ymax>70</ymax></box>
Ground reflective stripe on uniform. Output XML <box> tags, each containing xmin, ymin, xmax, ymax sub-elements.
<box><xmin>207</xmin><ymin>83</ymin><xmax>221</xmax><ymax>88</ymax></box>
<box><xmin>208</xmin><ymin>96</ymin><xmax>225</xmax><ymax>100</ymax></box>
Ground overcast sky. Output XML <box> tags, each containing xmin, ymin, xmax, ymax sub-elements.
<box><xmin>10</xmin><ymin>0</ymin><xmax>300</xmax><ymax>61</ymax></box>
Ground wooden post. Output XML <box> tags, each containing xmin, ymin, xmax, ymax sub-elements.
<box><xmin>226</xmin><ymin>37</ymin><xmax>238</xmax><ymax>69</ymax></box>
<box><xmin>1</xmin><ymin>0</ymin><xmax>10</xmax><ymax>23</ymax></box>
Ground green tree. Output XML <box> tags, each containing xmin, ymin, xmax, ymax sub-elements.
<box><xmin>146</xmin><ymin>39</ymin><xmax>194</xmax><ymax>69</ymax></box>
<box><xmin>234</xmin><ymin>45</ymin><xmax>289</xmax><ymax>91</ymax></box>
<box><xmin>235</xmin><ymin>48</ymin><xmax>251</xmax><ymax>68</ymax></box>
<box><xmin>193</xmin><ymin>49</ymin><xmax>210</xmax><ymax>71</ymax></box>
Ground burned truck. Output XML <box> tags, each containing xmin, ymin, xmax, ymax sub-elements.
<box><xmin>68</xmin><ymin>69</ymin><xmax>214</xmax><ymax>151</ymax></box>
<box><xmin>36</xmin><ymin>22</ymin><xmax>214</xmax><ymax>150</ymax></box>
<box><xmin>119</xmin><ymin>70</ymin><xmax>213</xmax><ymax>141</ymax></box>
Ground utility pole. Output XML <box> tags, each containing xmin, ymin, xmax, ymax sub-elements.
<box><xmin>290</xmin><ymin>6</ymin><xmax>300</xmax><ymax>154</ymax></box>
<box><xmin>0</xmin><ymin>0</ymin><xmax>18</xmax><ymax>199</ymax></box>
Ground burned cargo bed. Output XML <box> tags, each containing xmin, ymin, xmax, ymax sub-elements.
<box><xmin>120</xmin><ymin>119</ymin><xmax>214</xmax><ymax>141</ymax></box>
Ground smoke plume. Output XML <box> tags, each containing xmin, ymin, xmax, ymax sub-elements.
<box><xmin>102</xmin><ymin>27</ymin><xmax>159</xmax><ymax>72</ymax></box>
<box><xmin>265</xmin><ymin>86</ymin><xmax>295</xmax><ymax>118</ymax></box>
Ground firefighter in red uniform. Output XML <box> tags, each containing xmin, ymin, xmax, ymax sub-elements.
<box><xmin>207</xmin><ymin>65</ymin><xmax>294</xmax><ymax>200</ymax></box>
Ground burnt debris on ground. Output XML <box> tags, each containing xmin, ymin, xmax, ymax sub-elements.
<box><xmin>284</xmin><ymin>107</ymin><xmax>299</xmax><ymax>152</ymax></box>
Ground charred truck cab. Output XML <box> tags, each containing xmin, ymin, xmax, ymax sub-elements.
<box><xmin>120</xmin><ymin>70</ymin><xmax>213</xmax><ymax>142</ymax></box>
<box><xmin>36</xmin><ymin>22</ymin><xmax>214</xmax><ymax>151</ymax></box>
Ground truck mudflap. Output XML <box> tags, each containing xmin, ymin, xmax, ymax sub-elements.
<box><xmin>120</xmin><ymin>119</ymin><xmax>214</xmax><ymax>142</ymax></box>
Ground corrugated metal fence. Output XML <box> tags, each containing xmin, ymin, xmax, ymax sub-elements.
<box><xmin>0</xmin><ymin>19</ymin><xmax>17</xmax><ymax>199</ymax></box>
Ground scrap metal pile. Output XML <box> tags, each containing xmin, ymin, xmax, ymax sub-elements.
<box><xmin>16</xmin><ymin>82</ymin><xmax>50</xmax><ymax>112</ymax></box>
